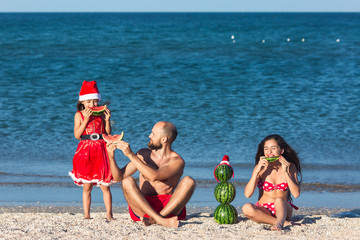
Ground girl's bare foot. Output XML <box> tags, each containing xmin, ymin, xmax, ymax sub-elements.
<box><xmin>106</xmin><ymin>213</ymin><xmax>115</xmax><ymax>221</ymax></box>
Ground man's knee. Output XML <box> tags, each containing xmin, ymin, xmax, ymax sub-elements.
<box><xmin>121</xmin><ymin>176</ymin><xmax>137</xmax><ymax>191</ymax></box>
<box><xmin>181</xmin><ymin>176</ymin><xmax>196</xmax><ymax>190</ymax></box>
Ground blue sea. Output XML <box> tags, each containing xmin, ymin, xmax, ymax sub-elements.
<box><xmin>1</xmin><ymin>13</ymin><xmax>359</xmax><ymax>209</ymax></box>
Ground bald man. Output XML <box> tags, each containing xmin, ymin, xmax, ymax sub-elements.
<box><xmin>107</xmin><ymin>121</ymin><xmax>195</xmax><ymax>227</ymax></box>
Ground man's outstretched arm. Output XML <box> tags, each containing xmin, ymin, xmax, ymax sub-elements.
<box><xmin>107</xmin><ymin>143</ymin><xmax>137</xmax><ymax>182</ymax></box>
<box><xmin>116</xmin><ymin>141</ymin><xmax>184</xmax><ymax>182</ymax></box>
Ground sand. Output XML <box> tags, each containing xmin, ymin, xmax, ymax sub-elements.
<box><xmin>0</xmin><ymin>206</ymin><xmax>359</xmax><ymax>240</ymax></box>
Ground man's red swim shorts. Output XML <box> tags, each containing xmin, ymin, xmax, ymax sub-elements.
<box><xmin>129</xmin><ymin>194</ymin><xmax>186</xmax><ymax>221</ymax></box>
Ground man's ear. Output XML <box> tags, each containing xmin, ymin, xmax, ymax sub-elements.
<box><xmin>162</xmin><ymin>136</ymin><xmax>168</xmax><ymax>143</ymax></box>
<box><xmin>281</xmin><ymin>149</ymin><xmax>284</xmax><ymax>155</ymax></box>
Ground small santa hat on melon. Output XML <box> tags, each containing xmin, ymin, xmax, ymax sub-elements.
<box><xmin>78</xmin><ymin>80</ymin><xmax>101</xmax><ymax>101</ymax></box>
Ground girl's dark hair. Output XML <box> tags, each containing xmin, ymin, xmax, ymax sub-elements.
<box><xmin>255</xmin><ymin>134</ymin><xmax>302</xmax><ymax>201</ymax></box>
<box><xmin>77</xmin><ymin>101</ymin><xmax>85</xmax><ymax>111</ymax></box>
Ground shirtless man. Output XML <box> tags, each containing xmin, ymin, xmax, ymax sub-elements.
<box><xmin>106</xmin><ymin>121</ymin><xmax>195</xmax><ymax>227</ymax></box>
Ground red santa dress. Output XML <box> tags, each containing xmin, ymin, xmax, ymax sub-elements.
<box><xmin>69</xmin><ymin>112</ymin><xmax>113</xmax><ymax>186</ymax></box>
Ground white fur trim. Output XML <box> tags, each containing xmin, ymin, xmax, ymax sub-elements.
<box><xmin>220</xmin><ymin>161</ymin><xmax>230</xmax><ymax>165</ymax></box>
<box><xmin>79</xmin><ymin>93</ymin><xmax>101</xmax><ymax>101</ymax></box>
<box><xmin>68</xmin><ymin>171</ymin><xmax>113</xmax><ymax>187</ymax></box>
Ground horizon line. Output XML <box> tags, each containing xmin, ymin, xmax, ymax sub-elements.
<box><xmin>0</xmin><ymin>11</ymin><xmax>360</xmax><ymax>13</ymax></box>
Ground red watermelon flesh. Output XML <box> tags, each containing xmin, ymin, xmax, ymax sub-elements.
<box><xmin>90</xmin><ymin>105</ymin><xmax>107</xmax><ymax>116</ymax></box>
<box><xmin>103</xmin><ymin>132</ymin><xmax>124</xmax><ymax>144</ymax></box>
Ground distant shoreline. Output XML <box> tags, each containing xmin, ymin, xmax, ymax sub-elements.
<box><xmin>1</xmin><ymin>12</ymin><xmax>360</xmax><ymax>14</ymax></box>
<box><xmin>0</xmin><ymin>204</ymin><xmax>354</xmax><ymax>216</ymax></box>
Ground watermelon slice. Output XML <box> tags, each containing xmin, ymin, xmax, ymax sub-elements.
<box><xmin>103</xmin><ymin>131</ymin><xmax>124</xmax><ymax>144</ymax></box>
<box><xmin>265</xmin><ymin>156</ymin><xmax>279</xmax><ymax>162</ymax></box>
<box><xmin>90</xmin><ymin>105</ymin><xmax>107</xmax><ymax>116</ymax></box>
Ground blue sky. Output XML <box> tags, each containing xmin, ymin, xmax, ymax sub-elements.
<box><xmin>0</xmin><ymin>0</ymin><xmax>359</xmax><ymax>12</ymax></box>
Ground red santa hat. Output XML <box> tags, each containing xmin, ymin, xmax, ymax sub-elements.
<box><xmin>78</xmin><ymin>80</ymin><xmax>101</xmax><ymax>101</ymax></box>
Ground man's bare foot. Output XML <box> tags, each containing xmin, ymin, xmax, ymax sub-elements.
<box><xmin>84</xmin><ymin>216</ymin><xmax>91</xmax><ymax>220</ymax></box>
<box><xmin>140</xmin><ymin>217</ymin><xmax>156</xmax><ymax>226</ymax></box>
<box><xmin>156</xmin><ymin>216</ymin><xmax>179</xmax><ymax>228</ymax></box>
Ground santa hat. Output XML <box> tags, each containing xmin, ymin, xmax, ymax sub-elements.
<box><xmin>78</xmin><ymin>81</ymin><xmax>101</xmax><ymax>101</ymax></box>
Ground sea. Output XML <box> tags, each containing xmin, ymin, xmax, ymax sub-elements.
<box><xmin>0</xmin><ymin>13</ymin><xmax>359</xmax><ymax>209</ymax></box>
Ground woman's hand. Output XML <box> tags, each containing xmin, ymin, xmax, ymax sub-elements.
<box><xmin>255</xmin><ymin>156</ymin><xmax>268</xmax><ymax>176</ymax></box>
<box><xmin>279</xmin><ymin>155</ymin><xmax>291</xmax><ymax>173</ymax></box>
<box><xmin>104</xmin><ymin>108</ymin><xmax>111</xmax><ymax>121</ymax></box>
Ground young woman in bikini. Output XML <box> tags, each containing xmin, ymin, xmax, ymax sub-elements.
<box><xmin>241</xmin><ymin>134</ymin><xmax>302</xmax><ymax>230</ymax></box>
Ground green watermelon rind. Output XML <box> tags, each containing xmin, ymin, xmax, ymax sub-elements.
<box><xmin>91</xmin><ymin>105</ymin><xmax>107</xmax><ymax>116</ymax></box>
<box><xmin>214</xmin><ymin>164</ymin><xmax>233</xmax><ymax>182</ymax></box>
<box><xmin>214</xmin><ymin>182</ymin><xmax>236</xmax><ymax>204</ymax></box>
<box><xmin>214</xmin><ymin>203</ymin><xmax>238</xmax><ymax>224</ymax></box>
<box><xmin>265</xmin><ymin>156</ymin><xmax>279</xmax><ymax>162</ymax></box>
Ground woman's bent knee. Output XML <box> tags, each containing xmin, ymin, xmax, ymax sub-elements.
<box><xmin>242</xmin><ymin>203</ymin><xmax>254</xmax><ymax>217</ymax></box>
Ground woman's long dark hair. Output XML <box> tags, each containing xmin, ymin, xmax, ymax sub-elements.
<box><xmin>255</xmin><ymin>134</ymin><xmax>302</xmax><ymax>201</ymax></box>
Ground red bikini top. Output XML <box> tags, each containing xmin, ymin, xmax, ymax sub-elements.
<box><xmin>257</xmin><ymin>180</ymin><xmax>288</xmax><ymax>192</ymax></box>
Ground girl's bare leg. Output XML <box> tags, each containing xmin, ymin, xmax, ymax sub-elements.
<box><xmin>83</xmin><ymin>183</ymin><xmax>93</xmax><ymax>219</ymax></box>
<box><xmin>100</xmin><ymin>185</ymin><xmax>114</xmax><ymax>221</ymax></box>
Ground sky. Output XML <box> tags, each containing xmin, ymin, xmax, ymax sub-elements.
<box><xmin>0</xmin><ymin>0</ymin><xmax>359</xmax><ymax>12</ymax></box>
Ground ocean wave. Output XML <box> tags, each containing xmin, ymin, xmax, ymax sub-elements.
<box><xmin>0</xmin><ymin>172</ymin><xmax>68</xmax><ymax>178</ymax></box>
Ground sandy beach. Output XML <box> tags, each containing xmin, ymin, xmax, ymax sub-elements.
<box><xmin>1</xmin><ymin>206</ymin><xmax>359</xmax><ymax>240</ymax></box>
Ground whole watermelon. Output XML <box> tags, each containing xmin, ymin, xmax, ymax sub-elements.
<box><xmin>214</xmin><ymin>203</ymin><xmax>238</xmax><ymax>224</ymax></box>
<box><xmin>214</xmin><ymin>181</ymin><xmax>236</xmax><ymax>204</ymax></box>
<box><xmin>214</xmin><ymin>164</ymin><xmax>233</xmax><ymax>182</ymax></box>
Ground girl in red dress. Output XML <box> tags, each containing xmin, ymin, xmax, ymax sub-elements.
<box><xmin>69</xmin><ymin>81</ymin><xmax>114</xmax><ymax>220</ymax></box>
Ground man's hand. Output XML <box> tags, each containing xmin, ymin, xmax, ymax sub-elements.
<box><xmin>116</xmin><ymin>141</ymin><xmax>134</xmax><ymax>158</ymax></box>
<box><xmin>106</xmin><ymin>142</ymin><xmax>117</xmax><ymax>160</ymax></box>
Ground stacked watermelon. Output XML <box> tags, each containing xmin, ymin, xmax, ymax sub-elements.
<box><xmin>213</xmin><ymin>155</ymin><xmax>238</xmax><ymax>224</ymax></box>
